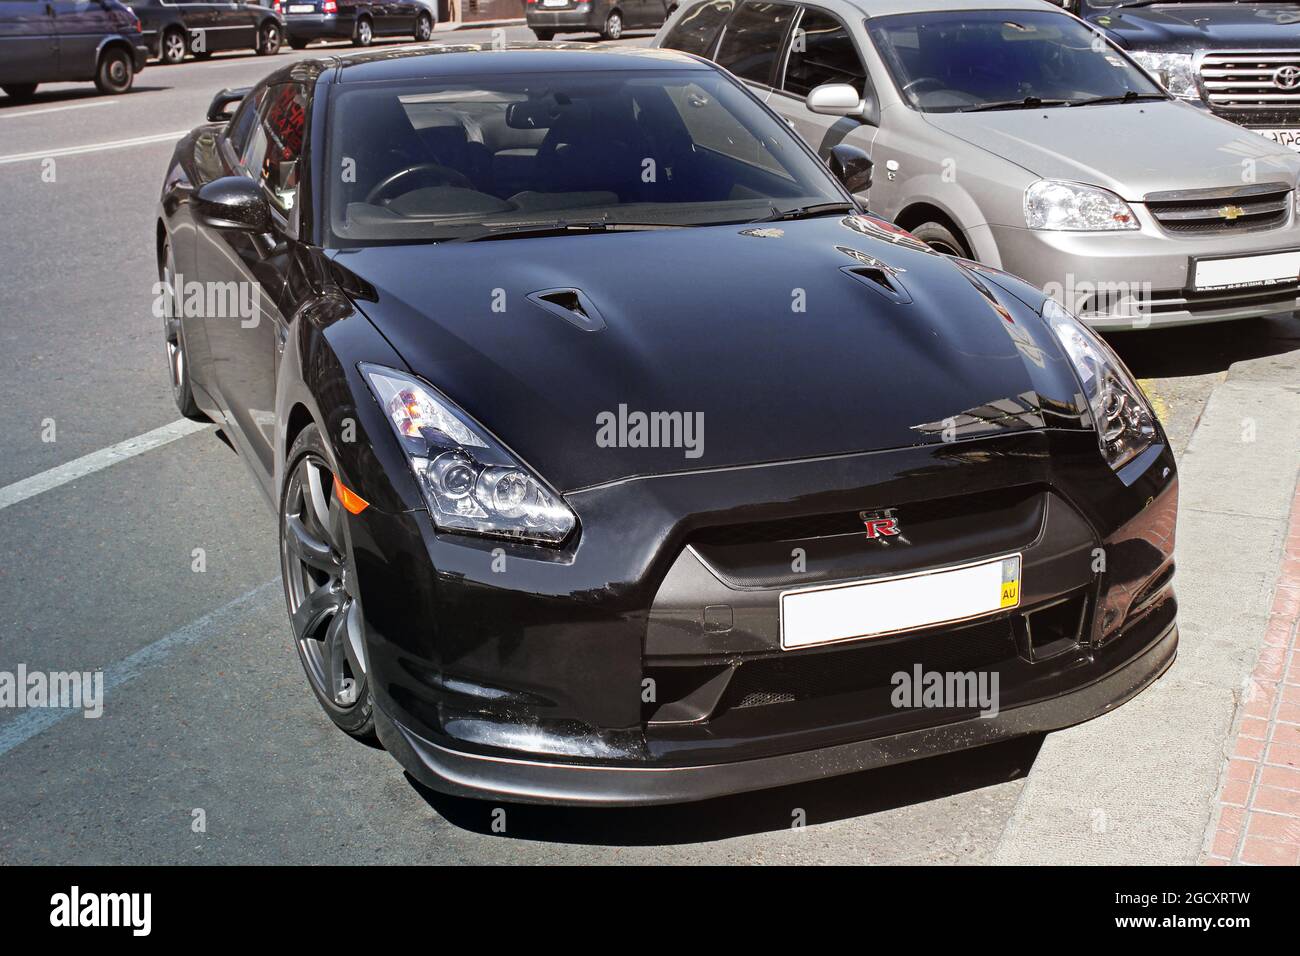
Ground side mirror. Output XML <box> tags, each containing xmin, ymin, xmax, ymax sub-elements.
<box><xmin>806</xmin><ymin>82</ymin><xmax>864</xmax><ymax>118</ymax></box>
<box><xmin>207</xmin><ymin>87</ymin><xmax>251</xmax><ymax>122</ymax></box>
<box><xmin>194</xmin><ymin>176</ymin><xmax>271</xmax><ymax>232</ymax></box>
<box><xmin>829</xmin><ymin>144</ymin><xmax>873</xmax><ymax>194</ymax></box>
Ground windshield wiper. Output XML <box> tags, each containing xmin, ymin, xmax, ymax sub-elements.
<box><xmin>960</xmin><ymin>96</ymin><xmax>1071</xmax><ymax>112</ymax></box>
<box><xmin>445</xmin><ymin>217</ymin><xmax>685</xmax><ymax>243</ymax></box>
<box><xmin>1068</xmin><ymin>91</ymin><xmax>1167</xmax><ymax>107</ymax></box>
<box><xmin>752</xmin><ymin>201</ymin><xmax>857</xmax><ymax>223</ymax></box>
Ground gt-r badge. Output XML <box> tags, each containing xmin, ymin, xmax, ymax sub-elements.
<box><xmin>860</xmin><ymin>509</ymin><xmax>901</xmax><ymax>539</ymax></box>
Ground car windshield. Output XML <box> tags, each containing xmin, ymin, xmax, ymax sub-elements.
<box><xmin>866</xmin><ymin>9</ymin><xmax>1165</xmax><ymax>114</ymax></box>
<box><xmin>324</xmin><ymin>68</ymin><xmax>846</xmax><ymax>245</ymax></box>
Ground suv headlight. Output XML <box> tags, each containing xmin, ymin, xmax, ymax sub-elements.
<box><xmin>1040</xmin><ymin>299</ymin><xmax>1157</xmax><ymax>470</ymax></box>
<box><xmin>1127</xmin><ymin>51</ymin><xmax>1199</xmax><ymax>100</ymax></box>
<box><xmin>1025</xmin><ymin>180</ymin><xmax>1140</xmax><ymax>231</ymax></box>
<box><xmin>361</xmin><ymin>364</ymin><xmax>576</xmax><ymax>545</ymax></box>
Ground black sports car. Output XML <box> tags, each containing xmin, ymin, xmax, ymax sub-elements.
<box><xmin>157</xmin><ymin>44</ymin><xmax>1178</xmax><ymax>806</ymax></box>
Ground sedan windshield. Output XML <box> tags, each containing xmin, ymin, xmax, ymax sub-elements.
<box><xmin>324</xmin><ymin>68</ymin><xmax>845</xmax><ymax>245</ymax></box>
<box><xmin>866</xmin><ymin>10</ymin><xmax>1165</xmax><ymax>114</ymax></box>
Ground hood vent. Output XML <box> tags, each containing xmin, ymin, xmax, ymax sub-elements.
<box><xmin>527</xmin><ymin>288</ymin><xmax>607</xmax><ymax>332</ymax></box>
<box><xmin>840</xmin><ymin>264</ymin><xmax>912</xmax><ymax>304</ymax></box>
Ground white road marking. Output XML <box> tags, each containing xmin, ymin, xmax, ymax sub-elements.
<box><xmin>0</xmin><ymin>419</ymin><xmax>211</xmax><ymax>512</ymax></box>
<box><xmin>0</xmin><ymin>580</ymin><xmax>281</xmax><ymax>758</ymax></box>
<box><xmin>0</xmin><ymin>130</ymin><xmax>188</xmax><ymax>165</ymax></box>
<box><xmin>0</xmin><ymin>100</ymin><xmax>116</xmax><ymax>120</ymax></box>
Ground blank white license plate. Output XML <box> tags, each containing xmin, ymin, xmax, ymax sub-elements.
<box><xmin>779</xmin><ymin>554</ymin><xmax>1021</xmax><ymax>651</ymax></box>
<box><xmin>542</xmin><ymin>0</ymin><xmax>567</xmax><ymax>6</ymax></box>
<box><xmin>288</xmin><ymin>4</ymin><xmax>315</xmax><ymax>12</ymax></box>
<box><xmin>1194</xmin><ymin>251</ymin><xmax>1300</xmax><ymax>292</ymax></box>
<box><xmin>1256</xmin><ymin>128</ymin><xmax>1300</xmax><ymax>151</ymax></box>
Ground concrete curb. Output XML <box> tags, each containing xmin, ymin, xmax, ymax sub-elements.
<box><xmin>991</xmin><ymin>354</ymin><xmax>1300</xmax><ymax>864</ymax></box>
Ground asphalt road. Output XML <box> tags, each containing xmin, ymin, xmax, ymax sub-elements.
<box><xmin>0</xmin><ymin>29</ymin><xmax>1297</xmax><ymax>864</ymax></box>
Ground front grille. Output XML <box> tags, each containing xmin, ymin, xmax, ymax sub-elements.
<box><xmin>722</xmin><ymin>618</ymin><xmax>1015</xmax><ymax>710</ymax></box>
<box><xmin>1199</xmin><ymin>50</ymin><xmax>1300</xmax><ymax>112</ymax></box>
<box><xmin>1144</xmin><ymin>182</ymin><xmax>1292</xmax><ymax>236</ymax></box>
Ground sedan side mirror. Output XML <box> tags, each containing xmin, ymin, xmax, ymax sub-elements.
<box><xmin>194</xmin><ymin>176</ymin><xmax>271</xmax><ymax>232</ymax></box>
<box><xmin>829</xmin><ymin>144</ymin><xmax>873</xmax><ymax>194</ymax></box>
<box><xmin>806</xmin><ymin>82</ymin><xmax>865</xmax><ymax>118</ymax></box>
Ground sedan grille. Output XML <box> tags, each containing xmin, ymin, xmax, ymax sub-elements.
<box><xmin>1198</xmin><ymin>50</ymin><xmax>1300</xmax><ymax>112</ymax></box>
<box><xmin>1144</xmin><ymin>182</ymin><xmax>1292</xmax><ymax>236</ymax></box>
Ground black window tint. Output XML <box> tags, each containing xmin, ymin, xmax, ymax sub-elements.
<box><xmin>783</xmin><ymin>8</ymin><xmax>865</xmax><ymax>97</ymax></box>
<box><xmin>225</xmin><ymin>88</ymin><xmax>264</xmax><ymax>158</ymax></box>
<box><xmin>715</xmin><ymin>1</ymin><xmax>796</xmax><ymax>87</ymax></box>
<box><xmin>662</xmin><ymin>0</ymin><xmax>734</xmax><ymax>57</ymax></box>
<box><xmin>243</xmin><ymin>83</ymin><xmax>308</xmax><ymax>216</ymax></box>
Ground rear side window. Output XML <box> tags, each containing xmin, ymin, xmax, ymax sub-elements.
<box><xmin>242</xmin><ymin>83</ymin><xmax>308</xmax><ymax>218</ymax></box>
<box><xmin>783</xmin><ymin>8</ymin><xmax>866</xmax><ymax>97</ymax></box>
<box><xmin>225</xmin><ymin>88</ymin><xmax>264</xmax><ymax>159</ymax></box>
<box><xmin>715</xmin><ymin>1</ymin><xmax>796</xmax><ymax>87</ymax></box>
<box><xmin>661</xmin><ymin>0</ymin><xmax>735</xmax><ymax>57</ymax></box>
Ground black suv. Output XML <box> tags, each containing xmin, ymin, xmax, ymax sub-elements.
<box><xmin>0</xmin><ymin>0</ymin><xmax>148</xmax><ymax>99</ymax></box>
<box><xmin>1069</xmin><ymin>0</ymin><xmax>1300</xmax><ymax>150</ymax></box>
<box><xmin>133</xmin><ymin>0</ymin><xmax>284</xmax><ymax>65</ymax></box>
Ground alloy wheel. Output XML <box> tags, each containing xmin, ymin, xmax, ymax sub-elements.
<box><xmin>161</xmin><ymin>259</ymin><xmax>186</xmax><ymax>403</ymax></box>
<box><xmin>355</xmin><ymin>19</ymin><xmax>373</xmax><ymax>46</ymax></box>
<box><xmin>415</xmin><ymin>13</ymin><xmax>432</xmax><ymax>41</ymax></box>
<box><xmin>604</xmin><ymin>11</ymin><xmax>623</xmax><ymax>40</ymax></box>
<box><xmin>280</xmin><ymin>455</ymin><xmax>367</xmax><ymax>712</ymax></box>
<box><xmin>261</xmin><ymin>23</ymin><xmax>281</xmax><ymax>55</ymax></box>
<box><xmin>163</xmin><ymin>29</ymin><xmax>187</xmax><ymax>64</ymax></box>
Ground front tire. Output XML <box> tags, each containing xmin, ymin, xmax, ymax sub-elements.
<box><xmin>160</xmin><ymin>27</ymin><xmax>187</xmax><ymax>64</ymax></box>
<box><xmin>414</xmin><ymin>12</ymin><xmax>432</xmax><ymax>41</ymax></box>
<box><xmin>257</xmin><ymin>20</ymin><xmax>282</xmax><ymax>55</ymax></box>
<box><xmin>2</xmin><ymin>83</ymin><xmax>38</xmax><ymax>102</ymax></box>
<box><xmin>159</xmin><ymin>238</ymin><xmax>205</xmax><ymax>422</ymax></box>
<box><xmin>94</xmin><ymin>47</ymin><xmax>134</xmax><ymax>94</ymax></box>
<box><xmin>280</xmin><ymin>424</ymin><xmax>376</xmax><ymax>743</ymax></box>
<box><xmin>352</xmin><ymin>16</ymin><xmax>373</xmax><ymax>46</ymax></box>
<box><xmin>909</xmin><ymin>221</ymin><xmax>972</xmax><ymax>259</ymax></box>
<box><xmin>601</xmin><ymin>10</ymin><xmax>623</xmax><ymax>39</ymax></box>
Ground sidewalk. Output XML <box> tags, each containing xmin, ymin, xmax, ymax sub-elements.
<box><xmin>992</xmin><ymin>345</ymin><xmax>1300</xmax><ymax>864</ymax></box>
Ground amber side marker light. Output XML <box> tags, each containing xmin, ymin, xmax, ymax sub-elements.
<box><xmin>333</xmin><ymin>476</ymin><xmax>370</xmax><ymax>515</ymax></box>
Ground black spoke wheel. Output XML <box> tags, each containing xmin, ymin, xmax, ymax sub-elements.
<box><xmin>280</xmin><ymin>425</ymin><xmax>376</xmax><ymax>741</ymax></box>
<box><xmin>160</xmin><ymin>238</ymin><xmax>204</xmax><ymax>421</ymax></box>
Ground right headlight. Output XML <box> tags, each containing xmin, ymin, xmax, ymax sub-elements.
<box><xmin>1025</xmin><ymin>180</ymin><xmax>1140</xmax><ymax>231</ymax></box>
<box><xmin>361</xmin><ymin>364</ymin><xmax>577</xmax><ymax>546</ymax></box>
<box><xmin>1127</xmin><ymin>51</ymin><xmax>1200</xmax><ymax>100</ymax></box>
<box><xmin>1040</xmin><ymin>299</ymin><xmax>1157</xmax><ymax>470</ymax></box>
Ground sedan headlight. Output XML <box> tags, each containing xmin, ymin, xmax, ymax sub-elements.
<box><xmin>1127</xmin><ymin>51</ymin><xmax>1199</xmax><ymax>100</ymax></box>
<box><xmin>361</xmin><ymin>364</ymin><xmax>576</xmax><ymax>545</ymax></box>
<box><xmin>1025</xmin><ymin>180</ymin><xmax>1140</xmax><ymax>231</ymax></box>
<box><xmin>1040</xmin><ymin>299</ymin><xmax>1157</xmax><ymax>470</ymax></box>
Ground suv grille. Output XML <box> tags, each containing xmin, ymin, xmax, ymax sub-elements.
<box><xmin>1199</xmin><ymin>51</ymin><xmax>1300</xmax><ymax>112</ymax></box>
<box><xmin>1144</xmin><ymin>182</ymin><xmax>1292</xmax><ymax>235</ymax></box>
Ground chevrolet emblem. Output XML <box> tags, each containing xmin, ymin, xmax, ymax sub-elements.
<box><xmin>1218</xmin><ymin>205</ymin><xmax>1246</xmax><ymax>221</ymax></box>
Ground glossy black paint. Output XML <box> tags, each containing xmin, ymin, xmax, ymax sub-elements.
<box><xmin>158</xmin><ymin>45</ymin><xmax>1179</xmax><ymax>805</ymax></box>
<box><xmin>194</xmin><ymin>175</ymin><xmax>272</xmax><ymax>231</ymax></box>
<box><xmin>828</xmin><ymin>142</ymin><xmax>872</xmax><ymax>193</ymax></box>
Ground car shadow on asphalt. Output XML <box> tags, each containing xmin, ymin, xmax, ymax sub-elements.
<box><xmin>406</xmin><ymin>733</ymin><xmax>1043</xmax><ymax>846</ymax></box>
<box><xmin>1105</xmin><ymin>311</ymin><xmax>1300</xmax><ymax>379</ymax></box>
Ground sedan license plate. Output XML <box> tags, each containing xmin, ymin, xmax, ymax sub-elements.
<box><xmin>288</xmin><ymin>4</ymin><xmax>315</xmax><ymax>12</ymax></box>
<box><xmin>542</xmin><ymin>0</ymin><xmax>567</xmax><ymax>6</ymax></box>
<box><xmin>1193</xmin><ymin>251</ymin><xmax>1300</xmax><ymax>292</ymax></box>
<box><xmin>779</xmin><ymin>554</ymin><xmax>1021</xmax><ymax>651</ymax></box>
<box><xmin>1255</xmin><ymin>128</ymin><xmax>1300</xmax><ymax>152</ymax></box>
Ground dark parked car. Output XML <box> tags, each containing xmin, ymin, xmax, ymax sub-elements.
<box><xmin>281</xmin><ymin>0</ymin><xmax>433</xmax><ymax>48</ymax></box>
<box><xmin>157</xmin><ymin>44</ymin><xmax>1178</xmax><ymax>805</ymax></box>
<box><xmin>1065</xmin><ymin>0</ymin><xmax>1300</xmax><ymax>151</ymax></box>
<box><xmin>0</xmin><ymin>0</ymin><xmax>148</xmax><ymax>100</ymax></box>
<box><xmin>132</xmin><ymin>0</ymin><xmax>284</xmax><ymax>65</ymax></box>
<box><xmin>527</xmin><ymin>0</ymin><xmax>675</xmax><ymax>40</ymax></box>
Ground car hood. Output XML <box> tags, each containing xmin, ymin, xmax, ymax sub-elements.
<box><xmin>1091</xmin><ymin>3</ymin><xmax>1300</xmax><ymax>51</ymax></box>
<box><xmin>332</xmin><ymin>216</ymin><xmax>1084</xmax><ymax>492</ymax></box>
<box><xmin>924</xmin><ymin>101</ymin><xmax>1300</xmax><ymax>201</ymax></box>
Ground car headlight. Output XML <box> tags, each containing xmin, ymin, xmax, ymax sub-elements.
<box><xmin>1127</xmin><ymin>51</ymin><xmax>1199</xmax><ymax>100</ymax></box>
<box><xmin>1040</xmin><ymin>299</ymin><xmax>1157</xmax><ymax>470</ymax></box>
<box><xmin>361</xmin><ymin>364</ymin><xmax>576</xmax><ymax>545</ymax></box>
<box><xmin>1025</xmin><ymin>180</ymin><xmax>1140</xmax><ymax>231</ymax></box>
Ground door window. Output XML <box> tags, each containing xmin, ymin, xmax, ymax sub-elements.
<box><xmin>714</xmin><ymin>1</ymin><xmax>796</xmax><ymax>87</ymax></box>
<box><xmin>242</xmin><ymin>83</ymin><xmax>308</xmax><ymax>219</ymax></box>
<box><xmin>783</xmin><ymin>7</ymin><xmax>866</xmax><ymax>97</ymax></box>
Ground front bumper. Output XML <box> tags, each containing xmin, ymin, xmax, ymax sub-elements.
<box><xmin>283</xmin><ymin>13</ymin><xmax>354</xmax><ymax>41</ymax></box>
<box><xmin>990</xmin><ymin>218</ymin><xmax>1300</xmax><ymax>330</ymax></box>
<box><xmin>350</xmin><ymin>429</ymin><xmax>1180</xmax><ymax>806</ymax></box>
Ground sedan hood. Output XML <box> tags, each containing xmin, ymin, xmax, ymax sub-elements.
<box><xmin>333</xmin><ymin>216</ymin><xmax>1083</xmax><ymax>492</ymax></box>
<box><xmin>925</xmin><ymin>102</ymin><xmax>1300</xmax><ymax>201</ymax></box>
<box><xmin>1094</xmin><ymin>3</ymin><xmax>1300</xmax><ymax>50</ymax></box>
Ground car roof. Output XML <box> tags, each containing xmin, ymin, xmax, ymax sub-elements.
<box><xmin>269</xmin><ymin>43</ymin><xmax>712</xmax><ymax>87</ymax></box>
<box><xmin>685</xmin><ymin>0</ymin><xmax>1059</xmax><ymax>17</ymax></box>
